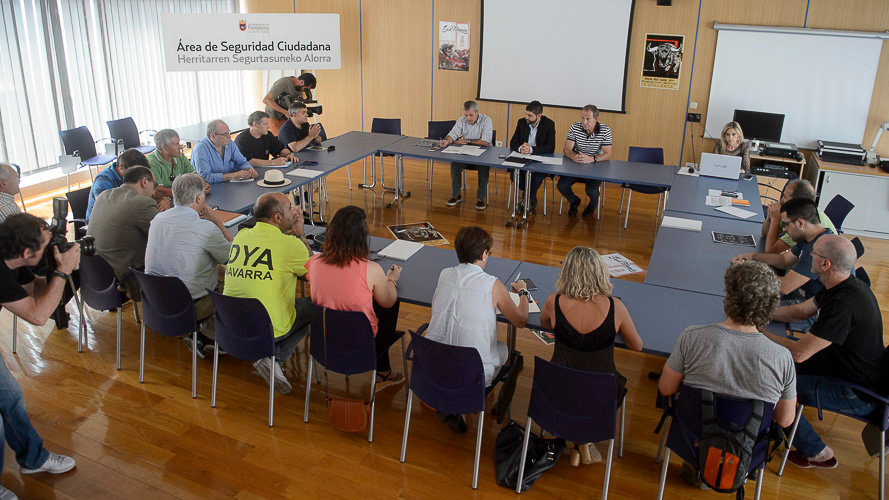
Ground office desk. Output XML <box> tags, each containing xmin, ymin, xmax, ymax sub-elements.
<box><xmin>177</xmin><ymin>114</ymin><xmax>250</xmax><ymax>146</ymax></box>
<box><xmin>206</xmin><ymin>164</ymin><xmax>336</xmax><ymax>214</ymax></box>
<box><xmin>665</xmin><ymin>173</ymin><xmax>764</xmax><ymax>223</ymax></box>
<box><xmin>295</xmin><ymin>131</ymin><xmax>405</xmax><ymax>167</ymax></box>
<box><xmin>644</xmin><ymin>210</ymin><xmax>764</xmax><ymax>296</ymax></box>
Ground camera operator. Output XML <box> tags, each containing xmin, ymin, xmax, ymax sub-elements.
<box><xmin>0</xmin><ymin>213</ymin><xmax>78</xmax><ymax>493</ymax></box>
<box><xmin>263</xmin><ymin>73</ymin><xmax>316</xmax><ymax>135</ymax></box>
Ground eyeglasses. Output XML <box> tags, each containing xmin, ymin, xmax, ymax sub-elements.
<box><xmin>811</xmin><ymin>250</ymin><xmax>826</xmax><ymax>260</ymax></box>
<box><xmin>778</xmin><ymin>218</ymin><xmax>796</xmax><ymax>229</ymax></box>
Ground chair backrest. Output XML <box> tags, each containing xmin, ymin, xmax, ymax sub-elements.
<box><xmin>857</xmin><ymin>267</ymin><xmax>871</xmax><ymax>288</ymax></box>
<box><xmin>65</xmin><ymin>187</ymin><xmax>91</xmax><ymax>220</ymax></box>
<box><xmin>526</xmin><ymin>357</ymin><xmax>617</xmax><ymax>443</ymax></box>
<box><xmin>309</xmin><ymin>304</ymin><xmax>377</xmax><ymax>375</ymax></box>
<box><xmin>628</xmin><ymin>146</ymin><xmax>665</xmax><ymax>165</ymax></box>
<box><xmin>79</xmin><ymin>254</ymin><xmax>123</xmax><ymax>311</ymax></box>
<box><xmin>427</xmin><ymin>120</ymin><xmax>456</xmax><ymax>140</ymax></box>
<box><xmin>406</xmin><ymin>329</ymin><xmax>486</xmax><ymax>415</ymax></box>
<box><xmin>666</xmin><ymin>385</ymin><xmax>775</xmax><ymax>471</ymax></box>
<box><xmin>824</xmin><ymin>194</ymin><xmax>854</xmax><ymax>233</ymax></box>
<box><xmin>851</xmin><ymin>236</ymin><xmax>865</xmax><ymax>259</ymax></box>
<box><xmin>317</xmin><ymin>122</ymin><xmax>328</xmax><ymax>142</ymax></box>
<box><xmin>207</xmin><ymin>290</ymin><xmax>275</xmax><ymax>361</ymax></box>
<box><xmin>491</xmin><ymin>129</ymin><xmax>497</xmax><ymax>145</ymax></box>
<box><xmin>59</xmin><ymin>126</ymin><xmax>99</xmax><ymax>160</ymax></box>
<box><xmin>371</xmin><ymin>118</ymin><xmax>402</xmax><ymax>136</ymax></box>
<box><xmin>107</xmin><ymin>117</ymin><xmax>141</xmax><ymax>149</ymax></box>
<box><xmin>130</xmin><ymin>269</ymin><xmax>197</xmax><ymax>337</ymax></box>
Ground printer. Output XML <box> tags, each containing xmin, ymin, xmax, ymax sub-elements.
<box><xmin>762</xmin><ymin>141</ymin><xmax>803</xmax><ymax>161</ymax></box>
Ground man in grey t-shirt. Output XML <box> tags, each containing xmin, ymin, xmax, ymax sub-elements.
<box><xmin>262</xmin><ymin>73</ymin><xmax>317</xmax><ymax>134</ymax></box>
<box><xmin>658</xmin><ymin>262</ymin><xmax>797</xmax><ymax>484</ymax></box>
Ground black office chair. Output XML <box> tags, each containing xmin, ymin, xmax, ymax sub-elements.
<box><xmin>107</xmin><ymin>117</ymin><xmax>156</xmax><ymax>154</ymax></box>
<box><xmin>426</xmin><ymin>120</ymin><xmax>456</xmax><ymax>190</ymax></box>
<box><xmin>620</xmin><ymin>146</ymin><xmax>667</xmax><ymax>229</ymax></box>
<box><xmin>58</xmin><ymin>126</ymin><xmax>116</xmax><ymax>179</ymax></box>
<box><xmin>823</xmin><ymin>194</ymin><xmax>854</xmax><ymax>233</ymax></box>
<box><xmin>65</xmin><ymin>187</ymin><xmax>91</xmax><ymax>238</ymax></box>
<box><xmin>361</xmin><ymin>118</ymin><xmax>402</xmax><ymax>191</ymax></box>
<box><xmin>857</xmin><ymin>267</ymin><xmax>871</xmax><ymax>287</ymax></box>
<box><xmin>851</xmin><ymin>236</ymin><xmax>865</xmax><ymax>259</ymax></box>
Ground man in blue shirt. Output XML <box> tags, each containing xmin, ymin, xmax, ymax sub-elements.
<box><xmin>86</xmin><ymin>148</ymin><xmax>150</xmax><ymax>220</ymax></box>
<box><xmin>191</xmin><ymin>119</ymin><xmax>257</xmax><ymax>184</ymax></box>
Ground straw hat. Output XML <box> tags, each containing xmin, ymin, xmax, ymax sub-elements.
<box><xmin>256</xmin><ymin>169</ymin><xmax>292</xmax><ymax>188</ymax></box>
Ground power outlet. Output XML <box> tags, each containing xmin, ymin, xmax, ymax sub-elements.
<box><xmin>685</xmin><ymin>162</ymin><xmax>698</xmax><ymax>170</ymax></box>
<box><xmin>687</xmin><ymin>113</ymin><xmax>701</xmax><ymax>123</ymax></box>
<box><xmin>494</xmin><ymin>140</ymin><xmax>503</xmax><ymax>147</ymax></box>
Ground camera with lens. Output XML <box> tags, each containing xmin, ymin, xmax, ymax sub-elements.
<box><xmin>297</xmin><ymin>88</ymin><xmax>323</xmax><ymax>117</ymax></box>
<box><xmin>49</xmin><ymin>196</ymin><xmax>95</xmax><ymax>256</ymax></box>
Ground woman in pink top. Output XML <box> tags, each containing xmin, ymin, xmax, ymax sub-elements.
<box><xmin>306</xmin><ymin>206</ymin><xmax>405</xmax><ymax>391</ymax></box>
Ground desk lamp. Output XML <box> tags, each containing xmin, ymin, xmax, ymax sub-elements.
<box><xmin>866</xmin><ymin>121</ymin><xmax>889</xmax><ymax>165</ymax></box>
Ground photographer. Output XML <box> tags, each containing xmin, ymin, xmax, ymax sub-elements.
<box><xmin>0</xmin><ymin>214</ymin><xmax>78</xmax><ymax>492</ymax></box>
<box><xmin>262</xmin><ymin>73</ymin><xmax>316</xmax><ymax>135</ymax></box>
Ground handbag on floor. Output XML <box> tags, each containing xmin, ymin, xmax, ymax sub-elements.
<box><xmin>494</xmin><ymin>420</ymin><xmax>566</xmax><ymax>492</ymax></box>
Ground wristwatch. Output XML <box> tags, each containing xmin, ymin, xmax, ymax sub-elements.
<box><xmin>517</xmin><ymin>289</ymin><xmax>531</xmax><ymax>298</ymax></box>
<box><xmin>53</xmin><ymin>270</ymin><xmax>70</xmax><ymax>281</ymax></box>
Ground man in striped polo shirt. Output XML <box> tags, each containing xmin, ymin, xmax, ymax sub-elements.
<box><xmin>558</xmin><ymin>105</ymin><xmax>613</xmax><ymax>217</ymax></box>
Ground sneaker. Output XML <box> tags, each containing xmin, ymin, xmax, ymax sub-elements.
<box><xmin>582</xmin><ymin>202</ymin><xmax>596</xmax><ymax>217</ymax></box>
<box><xmin>786</xmin><ymin>449</ymin><xmax>838</xmax><ymax>469</ymax></box>
<box><xmin>20</xmin><ymin>452</ymin><xmax>76</xmax><ymax>475</ymax></box>
<box><xmin>183</xmin><ymin>336</ymin><xmax>206</xmax><ymax>359</ymax></box>
<box><xmin>446</xmin><ymin>196</ymin><xmax>463</xmax><ymax>207</ymax></box>
<box><xmin>201</xmin><ymin>342</ymin><xmax>227</xmax><ymax>357</ymax></box>
<box><xmin>253</xmin><ymin>359</ymin><xmax>292</xmax><ymax>394</ymax></box>
<box><xmin>375</xmin><ymin>370</ymin><xmax>405</xmax><ymax>392</ymax></box>
<box><xmin>475</xmin><ymin>200</ymin><xmax>486</xmax><ymax>210</ymax></box>
<box><xmin>0</xmin><ymin>486</ymin><xmax>16</xmax><ymax>500</ymax></box>
<box><xmin>567</xmin><ymin>200</ymin><xmax>580</xmax><ymax>216</ymax></box>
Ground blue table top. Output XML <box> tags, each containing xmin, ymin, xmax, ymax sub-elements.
<box><xmin>526</xmin><ymin>158</ymin><xmax>675</xmax><ymax>188</ymax></box>
<box><xmin>295</xmin><ymin>130</ymin><xmax>406</xmax><ymax>167</ymax></box>
<box><xmin>644</xmin><ymin>210</ymin><xmax>765</xmax><ymax>296</ymax></box>
<box><xmin>205</xmin><ymin>164</ymin><xmax>335</xmax><ymax>213</ymax></box>
<box><xmin>666</xmin><ymin>172</ymin><xmax>765</xmax><ymax>223</ymax></box>
<box><xmin>378</xmin><ymin>135</ymin><xmax>514</xmax><ymax>169</ymax></box>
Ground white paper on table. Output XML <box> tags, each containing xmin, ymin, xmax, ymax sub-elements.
<box><xmin>600</xmin><ymin>253</ymin><xmax>645</xmax><ymax>277</ymax></box>
<box><xmin>376</xmin><ymin>239</ymin><xmax>424</xmax><ymax>261</ymax></box>
<box><xmin>707</xmin><ymin>189</ymin><xmax>743</xmax><ymax>199</ymax></box>
<box><xmin>705</xmin><ymin>195</ymin><xmax>733</xmax><ymax>207</ymax></box>
<box><xmin>442</xmin><ymin>145</ymin><xmax>485</xmax><ymax>156</ymax></box>
<box><xmin>223</xmin><ymin>214</ymin><xmax>248</xmax><ymax>227</ymax></box>
<box><xmin>676</xmin><ymin>168</ymin><xmax>699</xmax><ymax>177</ymax></box>
<box><xmin>286</xmin><ymin>168</ymin><xmax>324</xmax><ymax>178</ymax></box>
<box><xmin>265</xmin><ymin>162</ymin><xmax>293</xmax><ymax>169</ymax></box>
<box><xmin>229</xmin><ymin>178</ymin><xmax>254</xmax><ymax>183</ymax></box>
<box><xmin>714</xmin><ymin>205</ymin><xmax>758</xmax><ymax>219</ymax></box>
<box><xmin>506</xmin><ymin>292</ymin><xmax>541</xmax><ymax>313</ymax></box>
<box><xmin>661</xmin><ymin>216</ymin><xmax>703</xmax><ymax>231</ymax></box>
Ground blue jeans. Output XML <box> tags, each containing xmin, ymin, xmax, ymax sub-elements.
<box><xmin>786</xmin><ymin>374</ymin><xmax>876</xmax><ymax>457</ymax></box>
<box><xmin>0</xmin><ymin>355</ymin><xmax>49</xmax><ymax>475</ymax></box>
<box><xmin>557</xmin><ymin>176</ymin><xmax>601</xmax><ymax>208</ymax></box>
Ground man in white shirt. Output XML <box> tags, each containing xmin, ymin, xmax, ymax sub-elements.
<box><xmin>438</xmin><ymin>101</ymin><xmax>494</xmax><ymax>210</ymax></box>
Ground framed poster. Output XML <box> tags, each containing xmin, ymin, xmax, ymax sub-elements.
<box><xmin>641</xmin><ymin>33</ymin><xmax>684</xmax><ymax>90</ymax></box>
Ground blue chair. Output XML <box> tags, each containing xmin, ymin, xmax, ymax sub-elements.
<box><xmin>130</xmin><ymin>269</ymin><xmax>199</xmax><ymax>399</ymax></box>
<box><xmin>858</xmin><ymin>267</ymin><xmax>872</xmax><ymax>287</ymax></box>
<box><xmin>106</xmin><ymin>117</ymin><xmax>156</xmax><ymax>154</ymax></box>
<box><xmin>515</xmin><ymin>357</ymin><xmax>620</xmax><ymax>497</ymax></box>
<box><xmin>655</xmin><ymin>385</ymin><xmax>775</xmax><ymax>500</ymax></box>
<box><xmin>852</xmin><ymin>236</ymin><xmax>865</xmax><ymax>259</ymax></box>
<box><xmin>400</xmin><ymin>328</ymin><xmax>488</xmax><ymax>489</ymax></box>
<box><xmin>79</xmin><ymin>254</ymin><xmax>125</xmax><ymax>365</ymax></box>
<box><xmin>59</xmin><ymin>126</ymin><xmax>116</xmax><ymax>177</ymax></box>
<box><xmin>361</xmin><ymin>118</ymin><xmax>402</xmax><ymax>190</ymax></box>
<box><xmin>779</xmin><ymin>376</ymin><xmax>889</xmax><ymax>499</ymax></box>
<box><xmin>823</xmin><ymin>194</ymin><xmax>854</xmax><ymax>233</ymax></box>
<box><xmin>207</xmin><ymin>291</ymin><xmax>278</xmax><ymax>427</ymax></box>
<box><xmin>304</xmin><ymin>304</ymin><xmax>406</xmax><ymax>442</ymax></box>
<box><xmin>426</xmin><ymin>119</ymin><xmax>456</xmax><ymax>190</ymax></box>
<box><xmin>620</xmin><ymin>146</ymin><xmax>667</xmax><ymax>229</ymax></box>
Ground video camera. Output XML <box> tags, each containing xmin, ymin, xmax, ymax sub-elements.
<box><xmin>299</xmin><ymin>88</ymin><xmax>323</xmax><ymax>118</ymax></box>
<box><xmin>49</xmin><ymin>196</ymin><xmax>95</xmax><ymax>256</ymax></box>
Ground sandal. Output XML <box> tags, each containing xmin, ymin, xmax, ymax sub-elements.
<box><xmin>374</xmin><ymin>370</ymin><xmax>405</xmax><ymax>392</ymax></box>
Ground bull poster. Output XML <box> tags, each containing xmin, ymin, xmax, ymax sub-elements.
<box><xmin>438</xmin><ymin>22</ymin><xmax>470</xmax><ymax>71</ymax></box>
<box><xmin>641</xmin><ymin>33</ymin><xmax>684</xmax><ymax>90</ymax></box>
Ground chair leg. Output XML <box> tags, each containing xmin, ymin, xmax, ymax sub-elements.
<box><xmin>133</xmin><ymin>301</ymin><xmax>140</xmax><ymax>323</ymax></box>
<box><xmin>314</xmin><ymin>359</ymin><xmax>321</xmax><ymax>383</ymax></box>
<box><xmin>602</xmin><ymin>438</ymin><xmax>615</xmax><ymax>500</ymax></box>
<box><xmin>778</xmin><ymin>404</ymin><xmax>805</xmax><ymax>476</ymax></box>
<box><xmin>400</xmin><ymin>389</ymin><xmax>414</xmax><ymax>462</ymax></box>
<box><xmin>191</xmin><ymin>331</ymin><xmax>198</xmax><ymax>399</ymax></box>
<box><xmin>12</xmin><ymin>315</ymin><xmax>17</xmax><ymax>354</ymax></box>
<box><xmin>368</xmin><ymin>369</ymin><xmax>377</xmax><ymax>443</ymax></box>
<box><xmin>656</xmin><ymin>448</ymin><xmax>671</xmax><ymax>500</ymax></box>
<box><xmin>304</xmin><ymin>355</ymin><xmax>313</xmax><ymax>423</ymax></box>
<box><xmin>400</xmin><ymin>336</ymin><xmax>409</xmax><ymax>391</ymax></box>
<box><xmin>116</xmin><ymin>307</ymin><xmax>122</xmax><ymax>370</ymax></box>
<box><xmin>266</xmin><ymin>357</ymin><xmax>275</xmax><ymax>427</ymax></box>
<box><xmin>543</xmin><ymin>178</ymin><xmax>548</xmax><ymax>216</ymax></box>
<box><xmin>211</xmin><ymin>342</ymin><xmax>219</xmax><ymax>407</ymax></box>
<box><xmin>624</xmin><ymin>191</ymin><xmax>632</xmax><ymax>229</ymax></box>
<box><xmin>619</xmin><ymin>187</ymin><xmax>626</xmax><ymax>214</ymax></box>
<box><xmin>493</xmin><ymin>169</ymin><xmax>498</xmax><ymax>194</ymax></box>
<box><xmin>346</xmin><ymin>165</ymin><xmax>352</xmax><ymax>190</ymax></box>
<box><xmin>597</xmin><ymin>184</ymin><xmax>603</xmax><ymax>220</ymax></box>
<box><xmin>618</xmin><ymin>401</ymin><xmax>626</xmax><ymax>458</ymax></box>
<box><xmin>516</xmin><ymin>416</ymin><xmax>533</xmax><ymax>493</ymax></box>
<box><xmin>139</xmin><ymin>320</ymin><xmax>146</xmax><ymax>383</ymax></box>
<box><xmin>881</xmin><ymin>430</ymin><xmax>886</xmax><ymax>500</ymax></box>
<box><xmin>655</xmin><ymin>416</ymin><xmax>671</xmax><ymax>464</ymax></box>
<box><xmin>754</xmin><ymin>465</ymin><xmax>765</xmax><ymax>500</ymax></box>
<box><xmin>78</xmin><ymin>293</ymin><xmax>84</xmax><ymax>353</ymax></box>
<box><xmin>429</xmin><ymin>160</ymin><xmax>434</xmax><ymax>190</ymax></box>
<box><xmin>472</xmin><ymin>410</ymin><xmax>484</xmax><ymax>489</ymax></box>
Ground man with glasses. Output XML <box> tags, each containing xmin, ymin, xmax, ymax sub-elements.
<box><xmin>191</xmin><ymin>119</ymin><xmax>257</xmax><ymax>184</ymax></box>
<box><xmin>147</xmin><ymin>128</ymin><xmax>209</xmax><ymax>198</ymax></box>
<box><xmin>733</xmin><ymin>198</ymin><xmax>833</xmax><ymax>298</ymax></box>
<box><xmin>761</xmin><ymin>179</ymin><xmax>835</xmax><ymax>254</ymax></box>
<box><xmin>762</xmin><ymin>234</ymin><xmax>884</xmax><ymax>469</ymax></box>
<box><xmin>88</xmin><ymin>166</ymin><xmax>168</xmax><ymax>300</ymax></box>
<box><xmin>0</xmin><ymin>162</ymin><xmax>22</xmax><ymax>222</ymax></box>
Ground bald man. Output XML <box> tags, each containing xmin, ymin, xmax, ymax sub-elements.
<box><xmin>223</xmin><ymin>192</ymin><xmax>313</xmax><ymax>394</ymax></box>
<box><xmin>0</xmin><ymin>163</ymin><xmax>22</xmax><ymax>222</ymax></box>
<box><xmin>762</xmin><ymin>235</ymin><xmax>883</xmax><ymax>469</ymax></box>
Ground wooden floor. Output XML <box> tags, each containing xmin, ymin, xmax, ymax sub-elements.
<box><xmin>4</xmin><ymin>158</ymin><xmax>889</xmax><ymax>499</ymax></box>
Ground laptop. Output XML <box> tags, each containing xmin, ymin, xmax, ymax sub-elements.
<box><xmin>699</xmin><ymin>152</ymin><xmax>742</xmax><ymax>180</ymax></box>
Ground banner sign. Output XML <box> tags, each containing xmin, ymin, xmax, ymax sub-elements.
<box><xmin>161</xmin><ymin>13</ymin><xmax>341</xmax><ymax>71</ymax></box>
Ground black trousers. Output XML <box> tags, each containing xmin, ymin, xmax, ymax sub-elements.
<box><xmin>372</xmin><ymin>299</ymin><xmax>400</xmax><ymax>372</ymax></box>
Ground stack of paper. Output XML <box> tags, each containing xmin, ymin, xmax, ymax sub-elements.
<box><xmin>376</xmin><ymin>239</ymin><xmax>424</xmax><ymax>261</ymax></box>
<box><xmin>286</xmin><ymin>169</ymin><xmax>324</xmax><ymax>178</ymax></box>
<box><xmin>442</xmin><ymin>145</ymin><xmax>485</xmax><ymax>156</ymax></box>
<box><xmin>506</xmin><ymin>292</ymin><xmax>541</xmax><ymax>313</ymax></box>
<box><xmin>714</xmin><ymin>205</ymin><xmax>757</xmax><ymax>219</ymax></box>
<box><xmin>661</xmin><ymin>216</ymin><xmax>703</xmax><ymax>231</ymax></box>
<box><xmin>601</xmin><ymin>253</ymin><xmax>644</xmax><ymax>277</ymax></box>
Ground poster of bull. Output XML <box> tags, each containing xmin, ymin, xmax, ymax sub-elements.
<box><xmin>439</xmin><ymin>21</ymin><xmax>470</xmax><ymax>71</ymax></box>
<box><xmin>641</xmin><ymin>33</ymin><xmax>684</xmax><ymax>90</ymax></box>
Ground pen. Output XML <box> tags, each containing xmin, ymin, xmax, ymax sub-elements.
<box><xmin>514</xmin><ymin>272</ymin><xmax>521</xmax><ymax>284</ymax></box>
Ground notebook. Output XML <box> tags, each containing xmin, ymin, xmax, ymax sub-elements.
<box><xmin>214</xmin><ymin>209</ymin><xmax>248</xmax><ymax>227</ymax></box>
<box><xmin>376</xmin><ymin>240</ymin><xmax>424</xmax><ymax>261</ymax></box>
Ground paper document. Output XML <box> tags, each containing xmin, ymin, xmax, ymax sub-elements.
<box><xmin>229</xmin><ymin>178</ymin><xmax>254</xmax><ymax>183</ymax></box>
<box><xmin>265</xmin><ymin>162</ymin><xmax>292</xmax><ymax>169</ymax></box>
<box><xmin>661</xmin><ymin>216</ymin><xmax>702</xmax><ymax>231</ymax></box>
<box><xmin>286</xmin><ymin>169</ymin><xmax>324</xmax><ymax>178</ymax></box>
<box><xmin>442</xmin><ymin>145</ymin><xmax>485</xmax><ymax>156</ymax></box>
<box><xmin>714</xmin><ymin>205</ymin><xmax>757</xmax><ymax>219</ymax></box>
<box><xmin>601</xmin><ymin>253</ymin><xmax>644</xmax><ymax>277</ymax></box>
<box><xmin>507</xmin><ymin>152</ymin><xmax>562</xmax><ymax>165</ymax></box>
<box><xmin>214</xmin><ymin>210</ymin><xmax>248</xmax><ymax>227</ymax></box>
<box><xmin>507</xmin><ymin>292</ymin><xmax>541</xmax><ymax>313</ymax></box>
<box><xmin>376</xmin><ymin>239</ymin><xmax>424</xmax><ymax>261</ymax></box>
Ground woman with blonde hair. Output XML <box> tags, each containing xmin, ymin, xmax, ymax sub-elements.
<box><xmin>539</xmin><ymin>246</ymin><xmax>643</xmax><ymax>464</ymax></box>
<box><xmin>713</xmin><ymin>121</ymin><xmax>751</xmax><ymax>172</ymax></box>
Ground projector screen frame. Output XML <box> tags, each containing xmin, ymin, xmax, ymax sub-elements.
<box><xmin>475</xmin><ymin>0</ymin><xmax>637</xmax><ymax>114</ymax></box>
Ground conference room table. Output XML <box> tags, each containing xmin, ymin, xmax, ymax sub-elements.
<box><xmin>177</xmin><ymin>113</ymin><xmax>251</xmax><ymax>146</ymax></box>
<box><xmin>206</xmin><ymin>163</ymin><xmax>338</xmax><ymax>215</ymax></box>
<box><xmin>665</xmin><ymin>171</ymin><xmax>765</xmax><ymax>223</ymax></box>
